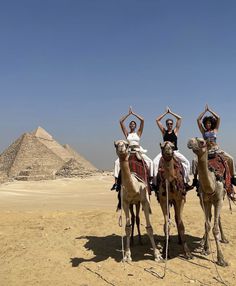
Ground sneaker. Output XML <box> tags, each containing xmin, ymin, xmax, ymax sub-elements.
<box><xmin>110</xmin><ymin>183</ymin><xmax>117</xmax><ymax>191</ymax></box>
<box><xmin>185</xmin><ymin>183</ymin><xmax>194</xmax><ymax>192</ymax></box>
<box><xmin>116</xmin><ymin>184</ymin><xmax>121</xmax><ymax>192</ymax></box>
<box><xmin>191</xmin><ymin>178</ymin><xmax>199</xmax><ymax>188</ymax></box>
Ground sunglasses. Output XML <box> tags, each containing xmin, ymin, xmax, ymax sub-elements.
<box><xmin>167</xmin><ymin>122</ymin><xmax>173</xmax><ymax>125</ymax></box>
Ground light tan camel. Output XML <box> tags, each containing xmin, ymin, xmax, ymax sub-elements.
<box><xmin>187</xmin><ymin>137</ymin><xmax>228</xmax><ymax>266</ymax></box>
<box><xmin>158</xmin><ymin>141</ymin><xmax>192</xmax><ymax>259</ymax></box>
<box><xmin>114</xmin><ymin>140</ymin><xmax>162</xmax><ymax>262</ymax></box>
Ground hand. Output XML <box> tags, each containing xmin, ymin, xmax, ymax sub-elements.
<box><xmin>205</xmin><ymin>104</ymin><xmax>209</xmax><ymax>111</ymax></box>
<box><xmin>166</xmin><ymin>106</ymin><xmax>170</xmax><ymax>113</ymax></box>
<box><xmin>129</xmin><ymin>106</ymin><xmax>133</xmax><ymax>114</ymax></box>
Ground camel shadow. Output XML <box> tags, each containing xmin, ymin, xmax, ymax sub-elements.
<box><xmin>70</xmin><ymin>233</ymin><xmax>203</xmax><ymax>267</ymax></box>
<box><xmin>161</xmin><ymin>234</ymin><xmax>202</xmax><ymax>260</ymax></box>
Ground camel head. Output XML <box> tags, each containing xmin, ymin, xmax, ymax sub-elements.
<box><xmin>114</xmin><ymin>140</ymin><xmax>129</xmax><ymax>159</ymax></box>
<box><xmin>160</xmin><ymin>141</ymin><xmax>175</xmax><ymax>161</ymax></box>
<box><xmin>187</xmin><ymin>137</ymin><xmax>207</xmax><ymax>155</ymax></box>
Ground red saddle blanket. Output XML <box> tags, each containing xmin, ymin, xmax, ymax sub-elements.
<box><xmin>208</xmin><ymin>154</ymin><xmax>233</xmax><ymax>195</ymax></box>
<box><xmin>158</xmin><ymin>156</ymin><xmax>185</xmax><ymax>193</ymax></box>
<box><xmin>128</xmin><ymin>153</ymin><xmax>150</xmax><ymax>194</ymax></box>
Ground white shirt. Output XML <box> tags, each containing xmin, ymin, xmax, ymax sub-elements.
<box><xmin>127</xmin><ymin>132</ymin><xmax>147</xmax><ymax>153</ymax></box>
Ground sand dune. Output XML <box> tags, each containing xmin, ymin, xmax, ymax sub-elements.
<box><xmin>0</xmin><ymin>174</ymin><xmax>236</xmax><ymax>286</ymax></box>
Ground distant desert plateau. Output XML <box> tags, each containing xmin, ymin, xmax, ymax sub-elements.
<box><xmin>0</xmin><ymin>174</ymin><xmax>236</xmax><ymax>286</ymax></box>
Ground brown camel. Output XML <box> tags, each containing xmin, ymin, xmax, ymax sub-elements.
<box><xmin>187</xmin><ymin>137</ymin><xmax>228</xmax><ymax>266</ymax></box>
<box><xmin>158</xmin><ymin>141</ymin><xmax>192</xmax><ymax>259</ymax></box>
<box><xmin>114</xmin><ymin>140</ymin><xmax>162</xmax><ymax>262</ymax></box>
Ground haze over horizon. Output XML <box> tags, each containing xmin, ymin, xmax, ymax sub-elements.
<box><xmin>1</xmin><ymin>1</ymin><xmax>236</xmax><ymax>170</ymax></box>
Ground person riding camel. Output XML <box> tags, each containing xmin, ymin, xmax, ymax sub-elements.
<box><xmin>153</xmin><ymin>106</ymin><xmax>193</xmax><ymax>191</ymax></box>
<box><xmin>111</xmin><ymin>107</ymin><xmax>153</xmax><ymax>191</ymax></box>
<box><xmin>192</xmin><ymin>104</ymin><xmax>236</xmax><ymax>196</ymax></box>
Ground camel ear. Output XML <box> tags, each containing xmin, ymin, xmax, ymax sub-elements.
<box><xmin>160</xmin><ymin>142</ymin><xmax>163</xmax><ymax>149</ymax></box>
<box><xmin>114</xmin><ymin>141</ymin><xmax>117</xmax><ymax>147</ymax></box>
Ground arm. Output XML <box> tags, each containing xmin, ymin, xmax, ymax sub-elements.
<box><xmin>119</xmin><ymin>108</ymin><xmax>132</xmax><ymax>138</ymax></box>
<box><xmin>155</xmin><ymin>108</ymin><xmax>168</xmax><ymax>134</ymax></box>
<box><xmin>197</xmin><ymin>105</ymin><xmax>208</xmax><ymax>135</ymax></box>
<box><xmin>168</xmin><ymin>107</ymin><xmax>182</xmax><ymax>135</ymax></box>
<box><xmin>208</xmin><ymin>106</ymin><xmax>220</xmax><ymax>132</ymax></box>
<box><xmin>131</xmin><ymin>108</ymin><xmax>144</xmax><ymax>137</ymax></box>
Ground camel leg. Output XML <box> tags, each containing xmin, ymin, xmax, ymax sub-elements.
<box><xmin>175</xmin><ymin>212</ymin><xmax>182</xmax><ymax>245</ymax></box>
<box><xmin>159</xmin><ymin>198</ymin><xmax>171</xmax><ymax>259</ymax></box>
<box><xmin>142</xmin><ymin>199</ymin><xmax>162</xmax><ymax>261</ymax></box>
<box><xmin>201</xmin><ymin>201</ymin><xmax>211</xmax><ymax>256</ymax></box>
<box><xmin>129</xmin><ymin>204</ymin><xmax>135</xmax><ymax>246</ymax></box>
<box><xmin>135</xmin><ymin>203</ymin><xmax>142</xmax><ymax>245</ymax></box>
<box><xmin>213</xmin><ymin>201</ymin><xmax>228</xmax><ymax>267</ymax></box>
<box><xmin>219</xmin><ymin>215</ymin><xmax>229</xmax><ymax>244</ymax></box>
<box><xmin>123</xmin><ymin>201</ymin><xmax>132</xmax><ymax>262</ymax></box>
<box><xmin>173</xmin><ymin>199</ymin><xmax>193</xmax><ymax>259</ymax></box>
<box><xmin>199</xmin><ymin>196</ymin><xmax>212</xmax><ymax>249</ymax></box>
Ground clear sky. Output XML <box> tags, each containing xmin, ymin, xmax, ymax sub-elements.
<box><xmin>0</xmin><ymin>0</ymin><xmax>236</xmax><ymax>170</ymax></box>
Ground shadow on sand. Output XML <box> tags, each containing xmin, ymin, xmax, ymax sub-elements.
<box><xmin>70</xmin><ymin>233</ymin><xmax>202</xmax><ymax>267</ymax></box>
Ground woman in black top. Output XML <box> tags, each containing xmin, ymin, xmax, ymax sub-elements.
<box><xmin>153</xmin><ymin>107</ymin><xmax>192</xmax><ymax>190</ymax></box>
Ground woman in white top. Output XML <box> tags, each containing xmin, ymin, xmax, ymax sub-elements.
<box><xmin>111</xmin><ymin>107</ymin><xmax>153</xmax><ymax>191</ymax></box>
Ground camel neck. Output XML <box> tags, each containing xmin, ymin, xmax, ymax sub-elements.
<box><xmin>120</xmin><ymin>160</ymin><xmax>137</xmax><ymax>194</ymax></box>
<box><xmin>163</xmin><ymin>159</ymin><xmax>175</xmax><ymax>182</ymax></box>
<box><xmin>198</xmin><ymin>151</ymin><xmax>215</xmax><ymax>193</ymax></box>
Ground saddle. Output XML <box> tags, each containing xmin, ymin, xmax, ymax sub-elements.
<box><xmin>208</xmin><ymin>153</ymin><xmax>233</xmax><ymax>196</ymax></box>
<box><xmin>128</xmin><ymin>152</ymin><xmax>151</xmax><ymax>194</ymax></box>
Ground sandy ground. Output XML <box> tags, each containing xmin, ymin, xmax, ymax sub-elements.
<box><xmin>0</xmin><ymin>174</ymin><xmax>236</xmax><ymax>286</ymax></box>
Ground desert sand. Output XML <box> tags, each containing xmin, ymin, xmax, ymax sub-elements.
<box><xmin>0</xmin><ymin>174</ymin><xmax>236</xmax><ymax>286</ymax></box>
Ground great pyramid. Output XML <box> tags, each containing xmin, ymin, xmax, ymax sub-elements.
<box><xmin>0</xmin><ymin>127</ymin><xmax>98</xmax><ymax>181</ymax></box>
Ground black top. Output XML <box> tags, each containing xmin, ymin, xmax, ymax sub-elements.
<box><xmin>163</xmin><ymin>130</ymin><xmax>178</xmax><ymax>150</ymax></box>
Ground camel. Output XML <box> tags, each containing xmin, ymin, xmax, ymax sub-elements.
<box><xmin>157</xmin><ymin>141</ymin><xmax>192</xmax><ymax>259</ymax></box>
<box><xmin>187</xmin><ymin>137</ymin><xmax>228</xmax><ymax>266</ymax></box>
<box><xmin>114</xmin><ymin>140</ymin><xmax>162</xmax><ymax>262</ymax></box>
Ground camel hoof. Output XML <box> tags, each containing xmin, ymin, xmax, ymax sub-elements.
<box><xmin>154</xmin><ymin>254</ymin><xmax>163</xmax><ymax>262</ymax></box>
<box><xmin>201</xmin><ymin>249</ymin><xmax>210</xmax><ymax>256</ymax></box>
<box><xmin>123</xmin><ymin>256</ymin><xmax>132</xmax><ymax>262</ymax></box>
<box><xmin>216</xmin><ymin>259</ymin><xmax>228</xmax><ymax>267</ymax></box>
<box><xmin>185</xmin><ymin>252</ymin><xmax>193</xmax><ymax>260</ymax></box>
<box><xmin>220</xmin><ymin>239</ymin><xmax>229</xmax><ymax>244</ymax></box>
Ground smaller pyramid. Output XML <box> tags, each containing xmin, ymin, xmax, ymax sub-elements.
<box><xmin>56</xmin><ymin>158</ymin><xmax>94</xmax><ymax>178</ymax></box>
<box><xmin>32</xmin><ymin>126</ymin><xmax>53</xmax><ymax>141</ymax></box>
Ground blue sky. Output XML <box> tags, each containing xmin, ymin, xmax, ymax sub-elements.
<box><xmin>0</xmin><ymin>0</ymin><xmax>236</xmax><ymax>170</ymax></box>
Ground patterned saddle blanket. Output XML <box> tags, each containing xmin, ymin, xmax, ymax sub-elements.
<box><xmin>128</xmin><ymin>153</ymin><xmax>150</xmax><ymax>194</ymax></box>
<box><xmin>208</xmin><ymin>153</ymin><xmax>233</xmax><ymax>195</ymax></box>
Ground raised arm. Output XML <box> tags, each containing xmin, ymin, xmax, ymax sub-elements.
<box><xmin>156</xmin><ymin>108</ymin><xmax>168</xmax><ymax>134</ymax></box>
<box><xmin>168</xmin><ymin>107</ymin><xmax>182</xmax><ymax>135</ymax></box>
<box><xmin>207</xmin><ymin>106</ymin><xmax>220</xmax><ymax>132</ymax></box>
<box><xmin>197</xmin><ymin>105</ymin><xmax>208</xmax><ymax>135</ymax></box>
<box><xmin>119</xmin><ymin>108</ymin><xmax>132</xmax><ymax>138</ymax></box>
<box><xmin>130</xmin><ymin>108</ymin><xmax>144</xmax><ymax>137</ymax></box>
